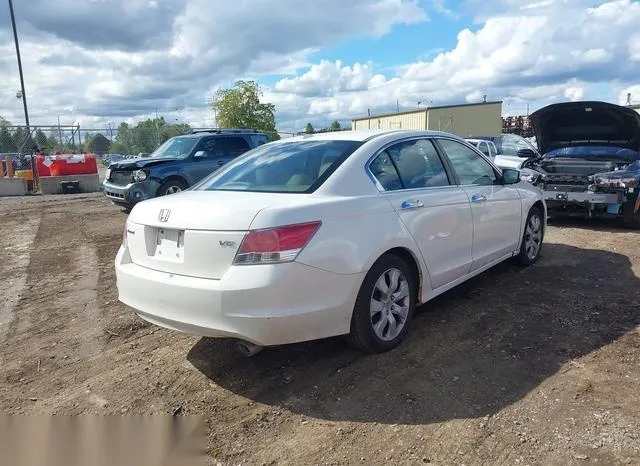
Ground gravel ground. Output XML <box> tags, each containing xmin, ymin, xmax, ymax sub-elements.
<box><xmin>0</xmin><ymin>193</ymin><xmax>638</xmax><ymax>465</ymax></box>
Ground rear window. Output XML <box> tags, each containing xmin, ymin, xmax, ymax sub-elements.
<box><xmin>197</xmin><ymin>140</ymin><xmax>362</xmax><ymax>193</ymax></box>
<box><xmin>249</xmin><ymin>134</ymin><xmax>269</xmax><ymax>146</ymax></box>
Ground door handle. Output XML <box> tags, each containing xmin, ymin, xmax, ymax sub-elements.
<box><xmin>216</xmin><ymin>160</ymin><xmax>226</xmax><ymax>165</ymax></box>
<box><xmin>401</xmin><ymin>200</ymin><xmax>424</xmax><ymax>210</ymax></box>
<box><xmin>471</xmin><ymin>194</ymin><xmax>487</xmax><ymax>202</ymax></box>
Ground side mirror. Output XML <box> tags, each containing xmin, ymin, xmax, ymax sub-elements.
<box><xmin>193</xmin><ymin>150</ymin><xmax>206</xmax><ymax>158</ymax></box>
<box><xmin>502</xmin><ymin>168</ymin><xmax>521</xmax><ymax>185</ymax></box>
<box><xmin>516</xmin><ymin>148</ymin><xmax>536</xmax><ymax>158</ymax></box>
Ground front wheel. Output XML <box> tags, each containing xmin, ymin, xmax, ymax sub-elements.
<box><xmin>157</xmin><ymin>179</ymin><xmax>188</xmax><ymax>196</ymax></box>
<box><xmin>515</xmin><ymin>206</ymin><xmax>544</xmax><ymax>266</ymax></box>
<box><xmin>347</xmin><ymin>254</ymin><xmax>417</xmax><ymax>353</ymax></box>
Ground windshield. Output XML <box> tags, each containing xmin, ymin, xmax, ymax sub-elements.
<box><xmin>196</xmin><ymin>140</ymin><xmax>362</xmax><ymax>193</ymax></box>
<box><xmin>150</xmin><ymin>136</ymin><xmax>198</xmax><ymax>159</ymax></box>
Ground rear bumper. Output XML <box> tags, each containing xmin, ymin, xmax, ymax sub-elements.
<box><xmin>103</xmin><ymin>180</ymin><xmax>160</xmax><ymax>207</ymax></box>
<box><xmin>115</xmin><ymin>247</ymin><xmax>364</xmax><ymax>346</ymax></box>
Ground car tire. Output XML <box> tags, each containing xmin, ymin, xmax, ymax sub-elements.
<box><xmin>157</xmin><ymin>179</ymin><xmax>188</xmax><ymax>196</ymax></box>
<box><xmin>515</xmin><ymin>206</ymin><xmax>544</xmax><ymax>266</ymax></box>
<box><xmin>622</xmin><ymin>194</ymin><xmax>640</xmax><ymax>230</ymax></box>
<box><xmin>346</xmin><ymin>254</ymin><xmax>417</xmax><ymax>353</ymax></box>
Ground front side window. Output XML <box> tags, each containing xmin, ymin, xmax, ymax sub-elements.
<box><xmin>198</xmin><ymin>137</ymin><xmax>224</xmax><ymax>157</ymax></box>
<box><xmin>197</xmin><ymin>140</ymin><xmax>361</xmax><ymax>193</ymax></box>
<box><xmin>438</xmin><ymin>139</ymin><xmax>498</xmax><ymax>186</ymax></box>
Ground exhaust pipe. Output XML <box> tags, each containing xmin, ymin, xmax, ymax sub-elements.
<box><xmin>235</xmin><ymin>340</ymin><xmax>264</xmax><ymax>357</ymax></box>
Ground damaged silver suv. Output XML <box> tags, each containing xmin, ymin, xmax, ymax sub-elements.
<box><xmin>522</xmin><ymin>101</ymin><xmax>640</xmax><ymax>228</ymax></box>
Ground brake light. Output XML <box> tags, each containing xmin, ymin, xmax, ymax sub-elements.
<box><xmin>233</xmin><ymin>221</ymin><xmax>322</xmax><ymax>265</ymax></box>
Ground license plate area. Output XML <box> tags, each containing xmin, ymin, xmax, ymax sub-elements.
<box><xmin>153</xmin><ymin>228</ymin><xmax>185</xmax><ymax>262</ymax></box>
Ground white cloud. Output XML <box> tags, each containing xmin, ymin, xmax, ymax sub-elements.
<box><xmin>0</xmin><ymin>0</ymin><xmax>427</xmax><ymax>126</ymax></box>
<box><xmin>564</xmin><ymin>86</ymin><xmax>585</xmax><ymax>101</ymax></box>
<box><xmin>1</xmin><ymin>0</ymin><xmax>639</xmax><ymax>133</ymax></box>
<box><xmin>268</xmin><ymin>0</ymin><xmax>640</xmax><ymax>130</ymax></box>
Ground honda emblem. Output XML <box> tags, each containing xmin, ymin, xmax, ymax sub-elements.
<box><xmin>158</xmin><ymin>209</ymin><xmax>171</xmax><ymax>222</ymax></box>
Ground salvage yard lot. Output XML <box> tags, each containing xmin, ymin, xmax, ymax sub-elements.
<box><xmin>0</xmin><ymin>194</ymin><xmax>639</xmax><ymax>465</ymax></box>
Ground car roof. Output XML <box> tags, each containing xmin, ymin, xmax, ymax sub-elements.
<box><xmin>175</xmin><ymin>131</ymin><xmax>266</xmax><ymax>139</ymax></box>
<box><xmin>280</xmin><ymin>129</ymin><xmax>460</xmax><ymax>143</ymax></box>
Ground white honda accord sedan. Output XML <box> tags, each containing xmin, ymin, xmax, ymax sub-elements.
<box><xmin>116</xmin><ymin>130</ymin><xmax>546</xmax><ymax>354</ymax></box>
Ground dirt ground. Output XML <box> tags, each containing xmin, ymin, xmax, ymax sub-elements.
<box><xmin>0</xmin><ymin>193</ymin><xmax>638</xmax><ymax>465</ymax></box>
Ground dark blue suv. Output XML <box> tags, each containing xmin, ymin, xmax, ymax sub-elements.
<box><xmin>103</xmin><ymin>129</ymin><xmax>269</xmax><ymax>208</ymax></box>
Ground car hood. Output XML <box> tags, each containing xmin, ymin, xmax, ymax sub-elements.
<box><xmin>530</xmin><ymin>101</ymin><xmax>640</xmax><ymax>154</ymax></box>
<box><xmin>108</xmin><ymin>156</ymin><xmax>182</xmax><ymax>170</ymax></box>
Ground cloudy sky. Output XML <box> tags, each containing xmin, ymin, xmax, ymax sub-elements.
<box><xmin>0</xmin><ymin>0</ymin><xmax>639</xmax><ymax>132</ymax></box>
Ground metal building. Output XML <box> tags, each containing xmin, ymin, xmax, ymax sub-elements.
<box><xmin>351</xmin><ymin>101</ymin><xmax>503</xmax><ymax>137</ymax></box>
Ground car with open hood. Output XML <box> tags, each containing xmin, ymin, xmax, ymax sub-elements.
<box><xmin>522</xmin><ymin>101</ymin><xmax>640</xmax><ymax>228</ymax></box>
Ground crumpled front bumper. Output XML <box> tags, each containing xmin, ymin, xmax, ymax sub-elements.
<box><xmin>103</xmin><ymin>179</ymin><xmax>161</xmax><ymax>207</ymax></box>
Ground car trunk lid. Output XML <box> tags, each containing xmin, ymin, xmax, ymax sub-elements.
<box><xmin>125</xmin><ymin>191</ymin><xmax>305</xmax><ymax>279</ymax></box>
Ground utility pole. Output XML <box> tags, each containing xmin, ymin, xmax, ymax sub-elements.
<box><xmin>155</xmin><ymin>108</ymin><xmax>160</xmax><ymax>146</ymax></box>
<box><xmin>8</xmin><ymin>0</ymin><xmax>29</xmax><ymax>129</ymax></box>
<box><xmin>57</xmin><ymin>116</ymin><xmax>63</xmax><ymax>145</ymax></box>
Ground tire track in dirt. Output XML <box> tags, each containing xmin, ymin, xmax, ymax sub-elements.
<box><xmin>0</xmin><ymin>212</ymin><xmax>42</xmax><ymax>340</ymax></box>
<box><xmin>0</xmin><ymin>208</ymin><xmax>103</xmax><ymax>401</ymax></box>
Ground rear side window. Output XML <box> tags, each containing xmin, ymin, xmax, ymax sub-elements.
<box><xmin>249</xmin><ymin>134</ymin><xmax>269</xmax><ymax>147</ymax></box>
<box><xmin>388</xmin><ymin>139</ymin><xmax>449</xmax><ymax>189</ymax></box>
<box><xmin>370</xmin><ymin>138</ymin><xmax>450</xmax><ymax>190</ymax></box>
<box><xmin>198</xmin><ymin>140</ymin><xmax>362</xmax><ymax>193</ymax></box>
<box><xmin>226</xmin><ymin>137</ymin><xmax>251</xmax><ymax>154</ymax></box>
<box><xmin>369</xmin><ymin>152</ymin><xmax>403</xmax><ymax>190</ymax></box>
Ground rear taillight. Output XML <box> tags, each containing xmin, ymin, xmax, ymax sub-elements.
<box><xmin>233</xmin><ymin>221</ymin><xmax>322</xmax><ymax>265</ymax></box>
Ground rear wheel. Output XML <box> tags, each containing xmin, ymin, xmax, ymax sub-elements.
<box><xmin>157</xmin><ymin>179</ymin><xmax>188</xmax><ymax>196</ymax></box>
<box><xmin>347</xmin><ymin>254</ymin><xmax>417</xmax><ymax>353</ymax></box>
<box><xmin>515</xmin><ymin>206</ymin><xmax>543</xmax><ymax>266</ymax></box>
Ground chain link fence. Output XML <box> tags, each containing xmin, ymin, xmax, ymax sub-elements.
<box><xmin>0</xmin><ymin>124</ymin><xmax>297</xmax><ymax>192</ymax></box>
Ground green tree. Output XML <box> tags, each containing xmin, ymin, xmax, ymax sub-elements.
<box><xmin>330</xmin><ymin>121</ymin><xmax>341</xmax><ymax>131</ymax></box>
<box><xmin>212</xmin><ymin>80</ymin><xmax>278</xmax><ymax>139</ymax></box>
<box><xmin>35</xmin><ymin>129</ymin><xmax>49</xmax><ymax>152</ymax></box>
<box><xmin>87</xmin><ymin>133</ymin><xmax>111</xmax><ymax>154</ymax></box>
<box><xmin>112</xmin><ymin>122</ymin><xmax>134</xmax><ymax>154</ymax></box>
<box><xmin>0</xmin><ymin>125</ymin><xmax>17</xmax><ymax>152</ymax></box>
<box><xmin>304</xmin><ymin>122</ymin><xmax>315</xmax><ymax>134</ymax></box>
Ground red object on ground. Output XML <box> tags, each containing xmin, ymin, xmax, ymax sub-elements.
<box><xmin>36</xmin><ymin>153</ymin><xmax>98</xmax><ymax>177</ymax></box>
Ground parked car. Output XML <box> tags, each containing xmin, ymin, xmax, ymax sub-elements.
<box><xmin>115</xmin><ymin>129</ymin><xmax>546</xmax><ymax>356</ymax></box>
<box><xmin>464</xmin><ymin>138</ymin><xmax>498</xmax><ymax>158</ymax></box>
<box><xmin>468</xmin><ymin>133</ymin><xmax>540</xmax><ymax>169</ymax></box>
<box><xmin>103</xmin><ymin>129</ymin><xmax>269</xmax><ymax>208</ymax></box>
<box><xmin>520</xmin><ymin>101</ymin><xmax>640</xmax><ymax>228</ymax></box>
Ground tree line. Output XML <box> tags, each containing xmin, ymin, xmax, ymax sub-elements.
<box><xmin>1</xmin><ymin>80</ymin><xmax>283</xmax><ymax>155</ymax></box>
